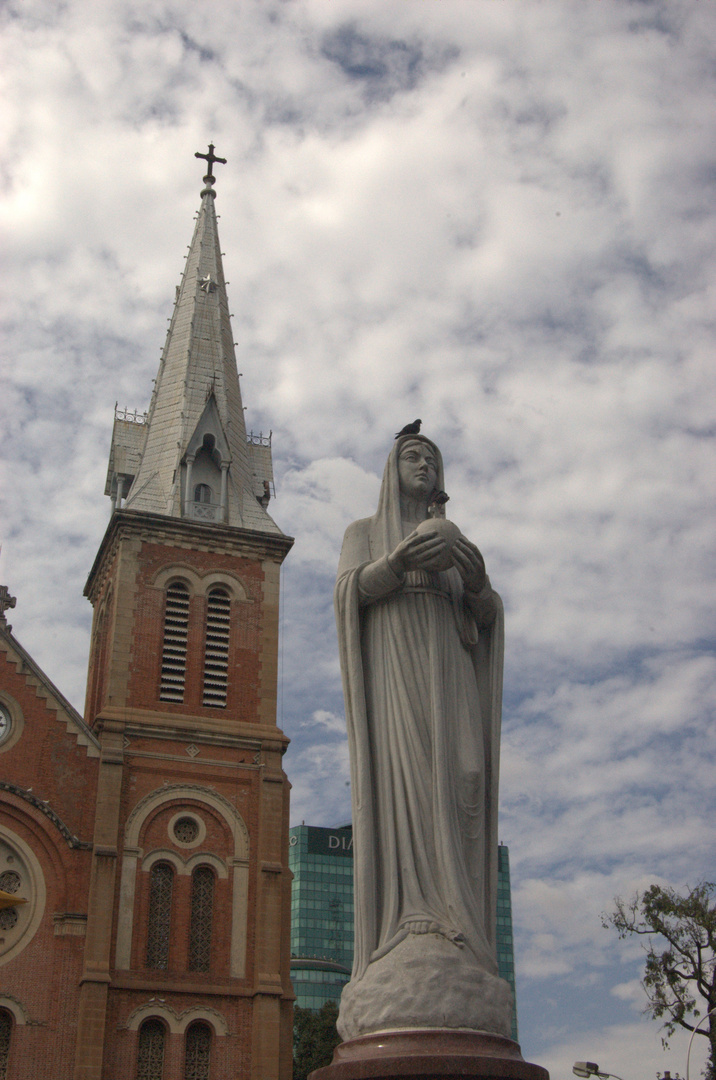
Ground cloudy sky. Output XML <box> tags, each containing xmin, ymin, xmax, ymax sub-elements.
<box><xmin>1</xmin><ymin>1</ymin><xmax>715</xmax><ymax>1075</ymax></box>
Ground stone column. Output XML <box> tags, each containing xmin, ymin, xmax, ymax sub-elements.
<box><xmin>184</xmin><ymin>455</ymin><xmax>195</xmax><ymax>513</ymax></box>
<box><xmin>220</xmin><ymin>462</ymin><xmax>229</xmax><ymax>521</ymax></box>
<box><xmin>113</xmin><ymin>475</ymin><xmax>124</xmax><ymax>512</ymax></box>
<box><xmin>73</xmin><ymin>720</ymin><xmax>125</xmax><ymax>1080</ymax></box>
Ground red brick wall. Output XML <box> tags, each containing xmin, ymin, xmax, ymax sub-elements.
<box><xmin>102</xmin><ymin>995</ymin><xmax>254</xmax><ymax>1079</ymax></box>
<box><xmin>0</xmin><ymin>653</ymin><xmax>98</xmax><ymax>839</ymax></box>
<box><xmin>2</xmin><ymin>519</ymin><xmax>292</xmax><ymax>1078</ymax></box>
<box><xmin>0</xmin><ymin>646</ymin><xmax>98</xmax><ymax>1079</ymax></box>
<box><xmin>126</xmin><ymin>541</ymin><xmax>265</xmax><ymax>720</ymax></box>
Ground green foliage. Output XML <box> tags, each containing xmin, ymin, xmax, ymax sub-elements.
<box><xmin>293</xmin><ymin>1000</ymin><xmax>341</xmax><ymax>1080</ymax></box>
<box><xmin>603</xmin><ymin>882</ymin><xmax>716</xmax><ymax>1079</ymax></box>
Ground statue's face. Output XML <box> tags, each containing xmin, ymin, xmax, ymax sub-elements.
<box><xmin>398</xmin><ymin>441</ymin><xmax>438</xmax><ymax>500</ymax></box>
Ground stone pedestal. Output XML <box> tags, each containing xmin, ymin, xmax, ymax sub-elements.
<box><xmin>336</xmin><ymin>935</ymin><xmax>514</xmax><ymax>1040</ymax></box>
<box><xmin>309</xmin><ymin>1028</ymin><xmax>550</xmax><ymax>1080</ymax></box>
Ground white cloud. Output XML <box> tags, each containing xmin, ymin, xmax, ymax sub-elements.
<box><xmin>304</xmin><ymin>710</ymin><xmax>346</xmax><ymax>736</ymax></box>
<box><xmin>1</xmin><ymin>0</ymin><xmax>714</xmax><ymax>1070</ymax></box>
<box><xmin>539</xmin><ymin>1020</ymin><xmax>709</xmax><ymax>1080</ymax></box>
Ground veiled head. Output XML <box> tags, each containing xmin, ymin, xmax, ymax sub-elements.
<box><xmin>368</xmin><ymin>435</ymin><xmax>445</xmax><ymax>557</ymax></box>
<box><xmin>397</xmin><ymin>439</ymin><xmax>439</xmax><ymax>501</ymax></box>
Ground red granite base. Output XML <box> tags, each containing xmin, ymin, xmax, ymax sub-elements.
<box><xmin>309</xmin><ymin>1029</ymin><xmax>550</xmax><ymax>1080</ymax></box>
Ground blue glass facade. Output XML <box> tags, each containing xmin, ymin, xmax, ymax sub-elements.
<box><xmin>290</xmin><ymin>823</ymin><xmax>518</xmax><ymax>1039</ymax></box>
<box><xmin>289</xmin><ymin>825</ymin><xmax>353</xmax><ymax>1011</ymax></box>
<box><xmin>497</xmin><ymin>843</ymin><xmax>518</xmax><ymax>1041</ymax></box>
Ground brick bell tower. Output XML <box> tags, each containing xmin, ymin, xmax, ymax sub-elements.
<box><xmin>77</xmin><ymin>147</ymin><xmax>294</xmax><ymax>1080</ymax></box>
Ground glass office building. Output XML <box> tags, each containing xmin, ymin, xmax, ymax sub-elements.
<box><xmin>290</xmin><ymin>822</ymin><xmax>518</xmax><ymax>1039</ymax></box>
<box><xmin>289</xmin><ymin>824</ymin><xmax>353</xmax><ymax>1011</ymax></box>
<box><xmin>496</xmin><ymin>843</ymin><xmax>518</xmax><ymax>1041</ymax></box>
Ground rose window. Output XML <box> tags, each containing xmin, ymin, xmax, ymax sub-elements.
<box><xmin>173</xmin><ymin>817</ymin><xmax>199</xmax><ymax>844</ymax></box>
<box><xmin>0</xmin><ymin>872</ymin><xmax>20</xmax><ymax>894</ymax></box>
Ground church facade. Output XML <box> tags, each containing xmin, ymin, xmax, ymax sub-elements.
<box><xmin>0</xmin><ymin>151</ymin><xmax>294</xmax><ymax>1079</ymax></box>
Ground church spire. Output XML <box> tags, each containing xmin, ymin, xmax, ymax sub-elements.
<box><xmin>105</xmin><ymin>146</ymin><xmax>279</xmax><ymax>534</ymax></box>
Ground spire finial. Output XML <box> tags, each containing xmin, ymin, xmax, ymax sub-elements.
<box><xmin>195</xmin><ymin>143</ymin><xmax>227</xmax><ymax>197</ymax></box>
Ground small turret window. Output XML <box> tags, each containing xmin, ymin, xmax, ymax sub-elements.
<box><xmin>160</xmin><ymin>583</ymin><xmax>190</xmax><ymax>703</ymax></box>
<box><xmin>194</xmin><ymin>483</ymin><xmax>212</xmax><ymax>504</ymax></box>
<box><xmin>202</xmin><ymin>588</ymin><xmax>230</xmax><ymax>708</ymax></box>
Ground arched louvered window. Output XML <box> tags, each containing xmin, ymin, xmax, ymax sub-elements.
<box><xmin>136</xmin><ymin>1018</ymin><xmax>165</xmax><ymax>1080</ymax></box>
<box><xmin>184</xmin><ymin>1021</ymin><xmax>212</xmax><ymax>1080</ymax></box>
<box><xmin>0</xmin><ymin>1010</ymin><xmax>11</xmax><ymax>1080</ymax></box>
<box><xmin>194</xmin><ymin>483</ymin><xmax>212</xmax><ymax>504</ymax></box>
<box><xmin>146</xmin><ymin>862</ymin><xmax>173</xmax><ymax>970</ymax></box>
<box><xmin>202</xmin><ymin>588</ymin><xmax>230</xmax><ymax>708</ymax></box>
<box><xmin>160</xmin><ymin>582</ymin><xmax>190</xmax><ymax>703</ymax></box>
<box><xmin>188</xmin><ymin>867</ymin><xmax>214</xmax><ymax>972</ymax></box>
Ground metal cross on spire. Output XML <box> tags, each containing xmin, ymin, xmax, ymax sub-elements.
<box><xmin>195</xmin><ymin>143</ymin><xmax>227</xmax><ymax>195</ymax></box>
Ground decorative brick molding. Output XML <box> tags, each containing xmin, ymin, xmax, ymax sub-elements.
<box><xmin>0</xmin><ymin>783</ymin><xmax>92</xmax><ymax>850</ymax></box>
<box><xmin>0</xmin><ymin>995</ymin><xmax>30</xmax><ymax>1025</ymax></box>
<box><xmin>116</xmin><ymin>785</ymin><xmax>249</xmax><ymax>977</ymax></box>
<box><xmin>124</xmin><ymin>1000</ymin><xmax>229</xmax><ymax>1035</ymax></box>
<box><xmin>152</xmin><ymin>564</ymin><xmax>250</xmax><ymax>602</ymax></box>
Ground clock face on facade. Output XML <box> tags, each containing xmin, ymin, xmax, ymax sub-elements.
<box><xmin>0</xmin><ymin>704</ymin><xmax>11</xmax><ymax>744</ymax></box>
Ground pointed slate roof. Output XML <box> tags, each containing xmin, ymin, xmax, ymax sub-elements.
<box><xmin>117</xmin><ymin>155</ymin><xmax>281</xmax><ymax>535</ymax></box>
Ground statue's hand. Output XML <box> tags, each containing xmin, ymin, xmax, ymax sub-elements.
<box><xmin>452</xmin><ymin>536</ymin><xmax>487</xmax><ymax>592</ymax></box>
<box><xmin>388</xmin><ymin>529</ymin><xmax>448</xmax><ymax>575</ymax></box>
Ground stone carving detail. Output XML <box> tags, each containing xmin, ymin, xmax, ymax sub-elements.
<box><xmin>198</xmin><ymin>274</ymin><xmax>217</xmax><ymax>294</ymax></box>
<box><xmin>334</xmin><ymin>435</ymin><xmax>511</xmax><ymax>1039</ymax></box>
<box><xmin>190</xmin><ymin>502</ymin><xmax>219</xmax><ymax>522</ymax></box>
<box><xmin>124</xmin><ymin>1000</ymin><xmax>229</xmax><ymax>1036</ymax></box>
<box><xmin>0</xmin><ymin>782</ymin><xmax>90</xmax><ymax>849</ymax></box>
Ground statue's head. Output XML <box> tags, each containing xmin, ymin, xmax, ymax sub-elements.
<box><xmin>373</xmin><ymin>434</ymin><xmax>445</xmax><ymax>551</ymax></box>
<box><xmin>397</xmin><ymin>438</ymin><xmax>439</xmax><ymax>502</ymax></box>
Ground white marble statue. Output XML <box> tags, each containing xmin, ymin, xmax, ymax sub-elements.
<box><xmin>334</xmin><ymin>435</ymin><xmax>512</xmax><ymax>1040</ymax></box>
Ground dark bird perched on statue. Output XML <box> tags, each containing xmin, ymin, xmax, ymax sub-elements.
<box><xmin>428</xmin><ymin>490</ymin><xmax>450</xmax><ymax>519</ymax></box>
<box><xmin>395</xmin><ymin>419</ymin><xmax>422</xmax><ymax>439</ymax></box>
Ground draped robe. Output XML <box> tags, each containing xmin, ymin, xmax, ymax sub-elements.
<box><xmin>334</xmin><ymin>437</ymin><xmax>504</xmax><ymax>989</ymax></box>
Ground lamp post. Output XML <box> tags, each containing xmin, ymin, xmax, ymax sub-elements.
<box><xmin>685</xmin><ymin>1006</ymin><xmax>716</xmax><ymax>1080</ymax></box>
<box><xmin>573</xmin><ymin>1063</ymin><xmax>625</xmax><ymax>1080</ymax></box>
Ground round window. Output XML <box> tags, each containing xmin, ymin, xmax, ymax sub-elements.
<box><xmin>173</xmin><ymin>817</ymin><xmax>199</xmax><ymax>844</ymax></box>
<box><xmin>0</xmin><ymin>869</ymin><xmax>21</xmax><ymax>927</ymax></box>
<box><xmin>0</xmin><ymin>833</ymin><xmax>44</xmax><ymax>967</ymax></box>
<box><xmin>0</xmin><ymin>706</ymin><xmax>11</xmax><ymax>746</ymax></box>
<box><xmin>168</xmin><ymin>810</ymin><xmax>206</xmax><ymax>848</ymax></box>
<box><xmin>0</xmin><ymin>908</ymin><xmax>18</xmax><ymax>931</ymax></box>
<box><xmin>0</xmin><ymin>871</ymin><xmax>21</xmax><ymax>893</ymax></box>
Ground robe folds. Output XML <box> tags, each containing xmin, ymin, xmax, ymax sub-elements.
<box><xmin>334</xmin><ymin>437</ymin><xmax>505</xmax><ymax>987</ymax></box>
